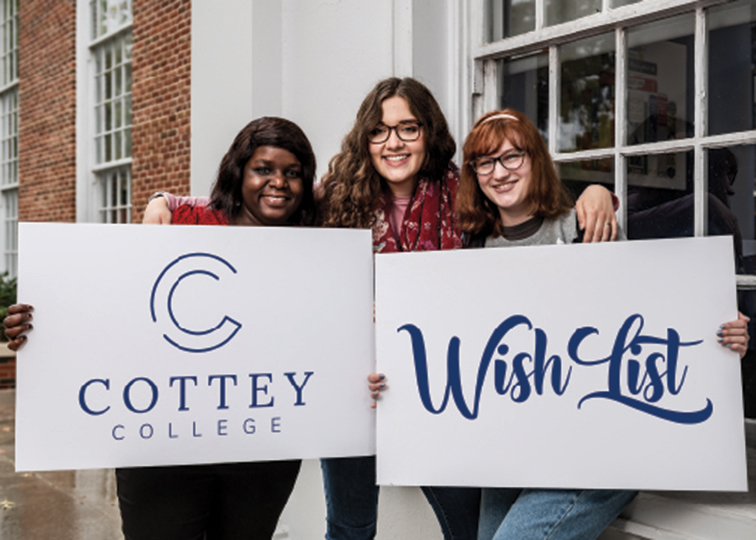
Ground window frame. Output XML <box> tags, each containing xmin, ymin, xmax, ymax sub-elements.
<box><xmin>471</xmin><ymin>0</ymin><xmax>756</xmax><ymax>289</ymax></box>
<box><xmin>82</xmin><ymin>0</ymin><xmax>133</xmax><ymax>224</ymax></box>
<box><xmin>0</xmin><ymin>0</ymin><xmax>18</xmax><ymax>278</ymax></box>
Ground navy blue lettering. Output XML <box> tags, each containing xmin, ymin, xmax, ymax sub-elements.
<box><xmin>139</xmin><ymin>424</ymin><xmax>154</xmax><ymax>439</ymax></box>
<box><xmin>169</xmin><ymin>376</ymin><xmax>198</xmax><ymax>411</ymax></box>
<box><xmin>123</xmin><ymin>378</ymin><xmax>159</xmax><ymax>414</ymax></box>
<box><xmin>401</xmin><ymin>315</ymin><xmax>571</xmax><ymax>419</ymax></box>
<box><xmin>271</xmin><ymin>417</ymin><xmax>281</xmax><ymax>433</ymax></box>
<box><xmin>208</xmin><ymin>374</ymin><xmax>237</xmax><ymax>410</ymax></box>
<box><xmin>79</xmin><ymin>378</ymin><xmax>111</xmax><ymax>416</ymax></box>
<box><xmin>284</xmin><ymin>371</ymin><xmax>313</xmax><ymax>406</ymax></box>
<box><xmin>169</xmin><ymin>423</ymin><xmax>178</xmax><ymax>438</ymax></box>
<box><xmin>570</xmin><ymin>314</ymin><xmax>709</xmax><ymax>424</ymax></box>
<box><xmin>192</xmin><ymin>421</ymin><xmax>202</xmax><ymax>437</ymax></box>
<box><xmin>249</xmin><ymin>374</ymin><xmax>274</xmax><ymax>408</ymax></box>
<box><xmin>112</xmin><ymin>424</ymin><xmax>124</xmax><ymax>440</ymax></box>
<box><xmin>217</xmin><ymin>419</ymin><xmax>228</xmax><ymax>436</ymax></box>
<box><xmin>243</xmin><ymin>418</ymin><xmax>256</xmax><ymax>434</ymax></box>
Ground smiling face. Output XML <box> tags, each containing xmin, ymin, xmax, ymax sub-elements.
<box><xmin>476</xmin><ymin>137</ymin><xmax>534</xmax><ymax>227</ymax></box>
<box><xmin>368</xmin><ymin>96</ymin><xmax>427</xmax><ymax>197</ymax></box>
<box><xmin>235</xmin><ymin>145</ymin><xmax>304</xmax><ymax>226</ymax></box>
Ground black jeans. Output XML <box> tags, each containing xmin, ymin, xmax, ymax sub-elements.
<box><xmin>116</xmin><ymin>460</ymin><xmax>301</xmax><ymax>540</ymax></box>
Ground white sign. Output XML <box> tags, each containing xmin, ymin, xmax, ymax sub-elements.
<box><xmin>16</xmin><ymin>223</ymin><xmax>375</xmax><ymax>472</ymax></box>
<box><xmin>376</xmin><ymin>237</ymin><xmax>747</xmax><ymax>491</ymax></box>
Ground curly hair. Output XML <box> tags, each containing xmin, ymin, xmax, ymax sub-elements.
<box><xmin>457</xmin><ymin>109</ymin><xmax>573</xmax><ymax>237</ymax></box>
<box><xmin>210</xmin><ymin>117</ymin><xmax>317</xmax><ymax>226</ymax></box>
<box><xmin>318</xmin><ymin>77</ymin><xmax>455</xmax><ymax>228</ymax></box>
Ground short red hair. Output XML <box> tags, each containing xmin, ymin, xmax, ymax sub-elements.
<box><xmin>457</xmin><ymin>109</ymin><xmax>573</xmax><ymax>237</ymax></box>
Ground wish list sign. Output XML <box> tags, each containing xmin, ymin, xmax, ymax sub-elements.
<box><xmin>16</xmin><ymin>223</ymin><xmax>374</xmax><ymax>471</ymax></box>
<box><xmin>376</xmin><ymin>236</ymin><xmax>747</xmax><ymax>491</ymax></box>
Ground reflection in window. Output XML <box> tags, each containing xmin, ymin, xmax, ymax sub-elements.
<box><xmin>627</xmin><ymin>15</ymin><xmax>694</xmax><ymax>145</ymax></box>
<box><xmin>499</xmin><ymin>52</ymin><xmax>548</xmax><ymax>143</ymax></box>
<box><xmin>701</xmin><ymin>144</ymin><xmax>756</xmax><ymax>414</ymax></box>
<box><xmin>624</xmin><ymin>149</ymin><xmax>742</xmax><ymax>249</ymax></box>
<box><xmin>708</xmin><ymin>0</ymin><xmax>756</xmax><ymax>136</ymax></box>
<box><xmin>546</xmin><ymin>0</ymin><xmax>600</xmax><ymax>26</ymax></box>
<box><xmin>558</xmin><ymin>159</ymin><xmax>614</xmax><ymax>202</ymax></box>
<box><xmin>559</xmin><ymin>33</ymin><xmax>615</xmax><ymax>152</ymax></box>
<box><xmin>489</xmin><ymin>0</ymin><xmax>535</xmax><ymax>41</ymax></box>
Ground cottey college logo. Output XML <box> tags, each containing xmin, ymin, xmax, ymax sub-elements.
<box><xmin>150</xmin><ymin>253</ymin><xmax>242</xmax><ymax>353</ymax></box>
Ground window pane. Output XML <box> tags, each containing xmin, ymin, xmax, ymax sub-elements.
<box><xmin>708</xmin><ymin>0</ymin><xmax>756</xmax><ymax>136</ymax></box>
<box><xmin>488</xmin><ymin>0</ymin><xmax>535</xmax><ymax>42</ymax></box>
<box><xmin>546</xmin><ymin>0</ymin><xmax>601</xmax><ymax>27</ymax></box>
<box><xmin>613</xmin><ymin>0</ymin><xmax>641</xmax><ymax>6</ymax></box>
<box><xmin>559</xmin><ymin>158</ymin><xmax>614</xmax><ymax>202</ymax></box>
<box><xmin>711</xmin><ymin>145</ymin><xmax>755</xmax><ymax>277</ymax></box>
<box><xmin>114</xmin><ymin>99</ymin><xmax>121</xmax><ymax>128</ymax></box>
<box><xmin>114</xmin><ymin>131</ymin><xmax>122</xmax><ymax>160</ymax></box>
<box><xmin>627</xmin><ymin>14</ymin><xmax>694</xmax><ymax>145</ymax></box>
<box><xmin>559</xmin><ymin>33</ymin><xmax>615</xmax><ymax>152</ymax></box>
<box><xmin>626</xmin><ymin>150</ymin><xmax>693</xmax><ymax>240</ymax></box>
<box><xmin>3</xmin><ymin>188</ymin><xmax>16</xmax><ymax>277</ymax></box>
<box><xmin>703</xmin><ymin>145</ymin><xmax>756</xmax><ymax>417</ymax></box>
<box><xmin>98</xmin><ymin>166</ymin><xmax>131</xmax><ymax>224</ymax></box>
<box><xmin>104</xmin><ymin>101</ymin><xmax>112</xmax><ymax>131</ymax></box>
<box><xmin>499</xmin><ymin>52</ymin><xmax>548</xmax><ymax>144</ymax></box>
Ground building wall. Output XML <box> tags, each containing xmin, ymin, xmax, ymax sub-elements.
<box><xmin>130</xmin><ymin>0</ymin><xmax>192</xmax><ymax>222</ymax></box>
<box><xmin>18</xmin><ymin>0</ymin><xmax>77</xmax><ymax>223</ymax></box>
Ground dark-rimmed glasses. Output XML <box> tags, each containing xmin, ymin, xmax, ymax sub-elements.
<box><xmin>470</xmin><ymin>151</ymin><xmax>526</xmax><ymax>175</ymax></box>
<box><xmin>368</xmin><ymin>121</ymin><xmax>423</xmax><ymax>144</ymax></box>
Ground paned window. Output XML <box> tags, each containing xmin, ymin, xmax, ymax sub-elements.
<box><xmin>477</xmin><ymin>0</ymin><xmax>756</xmax><ymax>416</ymax></box>
<box><xmin>90</xmin><ymin>0</ymin><xmax>132</xmax><ymax>223</ymax></box>
<box><xmin>0</xmin><ymin>0</ymin><xmax>17</xmax><ymax>277</ymax></box>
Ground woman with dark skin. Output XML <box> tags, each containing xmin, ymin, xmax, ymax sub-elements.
<box><xmin>4</xmin><ymin>116</ymin><xmax>317</xmax><ymax>540</ymax></box>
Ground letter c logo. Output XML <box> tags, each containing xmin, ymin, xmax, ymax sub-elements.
<box><xmin>150</xmin><ymin>253</ymin><xmax>242</xmax><ymax>353</ymax></box>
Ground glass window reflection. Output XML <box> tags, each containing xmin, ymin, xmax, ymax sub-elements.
<box><xmin>499</xmin><ymin>52</ymin><xmax>548</xmax><ymax>143</ymax></box>
<box><xmin>489</xmin><ymin>0</ymin><xmax>535</xmax><ymax>41</ymax></box>
<box><xmin>708</xmin><ymin>0</ymin><xmax>756</xmax><ymax>136</ymax></box>
<box><xmin>627</xmin><ymin>14</ymin><xmax>694</xmax><ymax>145</ymax></box>
<box><xmin>559</xmin><ymin>33</ymin><xmax>615</xmax><ymax>152</ymax></box>
<box><xmin>546</xmin><ymin>0</ymin><xmax>601</xmax><ymax>26</ymax></box>
<box><xmin>559</xmin><ymin>159</ymin><xmax>614</xmax><ymax>201</ymax></box>
<box><xmin>626</xmin><ymin>149</ymin><xmax>700</xmax><ymax>242</ymax></box>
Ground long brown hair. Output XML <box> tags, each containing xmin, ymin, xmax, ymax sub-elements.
<box><xmin>457</xmin><ymin>109</ymin><xmax>573</xmax><ymax>237</ymax></box>
<box><xmin>317</xmin><ymin>77</ymin><xmax>455</xmax><ymax>228</ymax></box>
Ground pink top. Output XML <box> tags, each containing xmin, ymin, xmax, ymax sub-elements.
<box><xmin>389</xmin><ymin>196</ymin><xmax>411</xmax><ymax>237</ymax></box>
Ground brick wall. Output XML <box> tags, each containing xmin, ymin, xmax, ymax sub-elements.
<box><xmin>17</xmin><ymin>0</ymin><xmax>77</xmax><ymax>223</ymax></box>
<box><xmin>131</xmin><ymin>0</ymin><xmax>192</xmax><ymax>222</ymax></box>
<box><xmin>0</xmin><ymin>357</ymin><xmax>14</xmax><ymax>390</ymax></box>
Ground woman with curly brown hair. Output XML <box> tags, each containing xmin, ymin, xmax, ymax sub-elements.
<box><xmin>138</xmin><ymin>78</ymin><xmax>619</xmax><ymax>540</ymax></box>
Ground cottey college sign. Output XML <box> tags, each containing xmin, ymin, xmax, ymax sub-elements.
<box><xmin>15</xmin><ymin>223</ymin><xmax>375</xmax><ymax>471</ymax></box>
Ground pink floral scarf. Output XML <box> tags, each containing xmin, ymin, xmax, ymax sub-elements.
<box><xmin>372</xmin><ymin>164</ymin><xmax>464</xmax><ymax>253</ymax></box>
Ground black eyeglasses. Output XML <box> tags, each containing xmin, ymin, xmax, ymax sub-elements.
<box><xmin>470</xmin><ymin>151</ymin><xmax>526</xmax><ymax>175</ymax></box>
<box><xmin>368</xmin><ymin>121</ymin><xmax>423</xmax><ymax>144</ymax></box>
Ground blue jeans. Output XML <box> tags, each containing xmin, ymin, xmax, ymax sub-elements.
<box><xmin>321</xmin><ymin>456</ymin><xmax>379</xmax><ymax>540</ymax></box>
<box><xmin>478</xmin><ymin>488</ymin><xmax>637</xmax><ymax>540</ymax></box>
<box><xmin>321</xmin><ymin>456</ymin><xmax>481</xmax><ymax>540</ymax></box>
